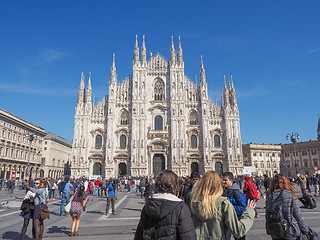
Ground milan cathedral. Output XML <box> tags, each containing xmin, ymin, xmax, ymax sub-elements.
<box><xmin>71</xmin><ymin>36</ymin><xmax>244</xmax><ymax>178</ymax></box>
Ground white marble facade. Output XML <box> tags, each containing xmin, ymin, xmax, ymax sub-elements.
<box><xmin>71</xmin><ymin>36</ymin><xmax>243</xmax><ymax>178</ymax></box>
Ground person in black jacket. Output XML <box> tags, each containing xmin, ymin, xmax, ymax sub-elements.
<box><xmin>134</xmin><ymin>170</ymin><xmax>196</xmax><ymax>240</ymax></box>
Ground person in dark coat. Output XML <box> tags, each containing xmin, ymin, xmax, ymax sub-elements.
<box><xmin>266</xmin><ymin>174</ymin><xmax>309</xmax><ymax>240</ymax></box>
<box><xmin>134</xmin><ymin>170</ymin><xmax>196</xmax><ymax>240</ymax></box>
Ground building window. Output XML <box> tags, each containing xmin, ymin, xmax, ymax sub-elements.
<box><xmin>95</xmin><ymin>135</ymin><xmax>102</xmax><ymax>148</ymax></box>
<box><xmin>214</xmin><ymin>135</ymin><xmax>221</xmax><ymax>147</ymax></box>
<box><xmin>311</xmin><ymin>150</ymin><xmax>317</xmax><ymax>155</ymax></box>
<box><xmin>278</xmin><ymin>153</ymin><xmax>281</xmax><ymax>157</ymax></box>
<box><xmin>45</xmin><ymin>141</ymin><xmax>47</xmax><ymax>145</ymax></box>
<box><xmin>120</xmin><ymin>110</ymin><xmax>129</xmax><ymax>125</ymax></box>
<box><xmin>260</xmin><ymin>152</ymin><xmax>263</xmax><ymax>157</ymax></box>
<box><xmin>302</xmin><ymin>151</ymin><xmax>307</xmax><ymax>156</ymax></box>
<box><xmin>260</xmin><ymin>163</ymin><xmax>264</xmax><ymax>168</ymax></box>
<box><xmin>253</xmin><ymin>152</ymin><xmax>256</xmax><ymax>157</ymax></box>
<box><xmin>293</xmin><ymin>151</ymin><xmax>298</xmax><ymax>157</ymax></box>
<box><xmin>243</xmin><ymin>152</ymin><xmax>247</xmax><ymax>157</ymax></box>
<box><xmin>254</xmin><ymin>162</ymin><xmax>258</xmax><ymax>168</ymax></box>
<box><xmin>189</xmin><ymin>110</ymin><xmax>197</xmax><ymax>125</ymax></box>
<box><xmin>304</xmin><ymin>161</ymin><xmax>308</xmax><ymax>167</ymax></box>
<box><xmin>154</xmin><ymin>79</ymin><xmax>165</xmax><ymax>101</ymax></box>
<box><xmin>120</xmin><ymin>135</ymin><xmax>127</xmax><ymax>148</ymax></box>
<box><xmin>155</xmin><ymin>115</ymin><xmax>163</xmax><ymax>131</ymax></box>
<box><xmin>273</xmin><ymin>163</ymin><xmax>277</xmax><ymax>168</ymax></box>
<box><xmin>285</xmin><ymin>152</ymin><xmax>290</xmax><ymax>157</ymax></box>
<box><xmin>44</xmin><ymin>147</ymin><xmax>47</xmax><ymax>151</ymax></box>
<box><xmin>191</xmin><ymin>135</ymin><xmax>197</xmax><ymax>148</ymax></box>
<box><xmin>314</xmin><ymin>160</ymin><xmax>318</xmax><ymax>167</ymax></box>
<box><xmin>267</xmin><ymin>163</ymin><xmax>271</xmax><ymax>168</ymax></box>
<box><xmin>272</xmin><ymin>152</ymin><xmax>275</xmax><ymax>157</ymax></box>
<box><xmin>266</xmin><ymin>152</ymin><xmax>269</xmax><ymax>157</ymax></box>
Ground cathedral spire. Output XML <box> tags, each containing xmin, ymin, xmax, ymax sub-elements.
<box><xmin>77</xmin><ymin>72</ymin><xmax>85</xmax><ymax>103</ymax></box>
<box><xmin>86</xmin><ymin>72</ymin><xmax>92</xmax><ymax>103</ymax></box>
<box><xmin>223</xmin><ymin>75</ymin><xmax>229</xmax><ymax>106</ymax></box>
<box><xmin>178</xmin><ymin>36</ymin><xmax>183</xmax><ymax>63</ymax></box>
<box><xmin>200</xmin><ymin>55</ymin><xmax>206</xmax><ymax>83</ymax></box>
<box><xmin>317</xmin><ymin>114</ymin><xmax>320</xmax><ymax>140</ymax></box>
<box><xmin>110</xmin><ymin>54</ymin><xmax>117</xmax><ymax>82</ymax></box>
<box><xmin>141</xmin><ymin>35</ymin><xmax>146</xmax><ymax>62</ymax></box>
<box><xmin>134</xmin><ymin>34</ymin><xmax>139</xmax><ymax>63</ymax></box>
<box><xmin>170</xmin><ymin>36</ymin><xmax>176</xmax><ymax>62</ymax></box>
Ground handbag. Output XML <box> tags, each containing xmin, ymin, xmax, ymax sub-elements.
<box><xmin>63</xmin><ymin>190</ymin><xmax>77</xmax><ymax>214</ymax></box>
<box><xmin>255</xmin><ymin>190</ymin><xmax>261</xmax><ymax>200</ymax></box>
<box><xmin>39</xmin><ymin>204</ymin><xmax>50</xmax><ymax>219</ymax></box>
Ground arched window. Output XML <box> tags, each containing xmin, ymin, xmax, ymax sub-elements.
<box><xmin>155</xmin><ymin>115</ymin><xmax>163</xmax><ymax>131</ymax></box>
<box><xmin>154</xmin><ymin>79</ymin><xmax>165</xmax><ymax>101</ymax></box>
<box><xmin>189</xmin><ymin>110</ymin><xmax>197</xmax><ymax>125</ymax></box>
<box><xmin>214</xmin><ymin>135</ymin><xmax>221</xmax><ymax>147</ymax></box>
<box><xmin>120</xmin><ymin>110</ymin><xmax>129</xmax><ymax>125</ymax></box>
<box><xmin>191</xmin><ymin>135</ymin><xmax>197</xmax><ymax>148</ymax></box>
<box><xmin>95</xmin><ymin>135</ymin><xmax>102</xmax><ymax>148</ymax></box>
<box><xmin>120</xmin><ymin>135</ymin><xmax>127</xmax><ymax>148</ymax></box>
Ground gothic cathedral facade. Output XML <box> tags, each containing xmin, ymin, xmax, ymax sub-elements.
<box><xmin>71</xmin><ymin>36</ymin><xmax>243</xmax><ymax>178</ymax></box>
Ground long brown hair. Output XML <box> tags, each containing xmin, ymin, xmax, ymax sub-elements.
<box><xmin>268</xmin><ymin>174</ymin><xmax>297</xmax><ymax>198</ymax></box>
<box><xmin>191</xmin><ymin>171</ymin><xmax>223</xmax><ymax>218</ymax></box>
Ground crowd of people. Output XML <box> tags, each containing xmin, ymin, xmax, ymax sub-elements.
<box><xmin>5</xmin><ymin>171</ymin><xmax>318</xmax><ymax>239</ymax></box>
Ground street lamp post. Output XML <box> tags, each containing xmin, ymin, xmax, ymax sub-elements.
<box><xmin>25</xmin><ymin>133</ymin><xmax>37</xmax><ymax>179</ymax></box>
<box><xmin>286</xmin><ymin>133</ymin><xmax>300</xmax><ymax>176</ymax></box>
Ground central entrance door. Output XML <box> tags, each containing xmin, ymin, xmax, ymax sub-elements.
<box><xmin>118</xmin><ymin>163</ymin><xmax>127</xmax><ymax>176</ymax></box>
<box><xmin>93</xmin><ymin>163</ymin><xmax>102</xmax><ymax>175</ymax></box>
<box><xmin>153</xmin><ymin>154</ymin><xmax>165</xmax><ymax>176</ymax></box>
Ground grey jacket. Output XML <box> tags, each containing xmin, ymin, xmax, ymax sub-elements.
<box><xmin>266</xmin><ymin>190</ymin><xmax>309</xmax><ymax>239</ymax></box>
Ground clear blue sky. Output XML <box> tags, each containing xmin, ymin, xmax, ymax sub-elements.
<box><xmin>0</xmin><ymin>1</ymin><xmax>319</xmax><ymax>144</ymax></box>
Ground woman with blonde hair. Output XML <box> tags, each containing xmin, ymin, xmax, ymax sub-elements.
<box><xmin>191</xmin><ymin>171</ymin><xmax>256</xmax><ymax>240</ymax></box>
<box><xmin>265</xmin><ymin>174</ymin><xmax>309</xmax><ymax>240</ymax></box>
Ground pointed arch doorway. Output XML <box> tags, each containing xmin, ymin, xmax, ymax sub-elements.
<box><xmin>153</xmin><ymin>154</ymin><xmax>165</xmax><ymax>176</ymax></box>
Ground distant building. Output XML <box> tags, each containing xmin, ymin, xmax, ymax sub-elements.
<box><xmin>71</xmin><ymin>36</ymin><xmax>244</xmax><ymax>178</ymax></box>
<box><xmin>41</xmin><ymin>133</ymin><xmax>72</xmax><ymax>178</ymax></box>
<box><xmin>242</xmin><ymin>143</ymin><xmax>281</xmax><ymax>177</ymax></box>
<box><xmin>281</xmin><ymin>140</ymin><xmax>320</xmax><ymax>177</ymax></box>
<box><xmin>0</xmin><ymin>108</ymin><xmax>45</xmax><ymax>179</ymax></box>
<box><xmin>243</xmin><ymin>117</ymin><xmax>320</xmax><ymax>177</ymax></box>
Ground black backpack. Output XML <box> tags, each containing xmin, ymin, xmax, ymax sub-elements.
<box><xmin>266</xmin><ymin>191</ymin><xmax>291</xmax><ymax>238</ymax></box>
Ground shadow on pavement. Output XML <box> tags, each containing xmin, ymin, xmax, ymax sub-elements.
<box><xmin>2</xmin><ymin>231</ymin><xmax>32</xmax><ymax>240</ymax></box>
<box><xmin>86</xmin><ymin>210</ymin><xmax>104</xmax><ymax>215</ymax></box>
<box><xmin>47</xmin><ymin>225</ymin><xmax>70</xmax><ymax>236</ymax></box>
<box><xmin>122</xmin><ymin>208</ymin><xmax>141</xmax><ymax>212</ymax></box>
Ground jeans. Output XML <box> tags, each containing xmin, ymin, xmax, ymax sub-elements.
<box><xmin>140</xmin><ymin>187</ymin><xmax>145</xmax><ymax>198</ymax></box>
<box><xmin>60</xmin><ymin>192</ymin><xmax>70</xmax><ymax>215</ymax></box>
<box><xmin>95</xmin><ymin>186</ymin><xmax>100</xmax><ymax>196</ymax></box>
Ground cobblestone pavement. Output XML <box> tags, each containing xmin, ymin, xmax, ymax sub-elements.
<box><xmin>0</xmin><ymin>186</ymin><xmax>319</xmax><ymax>239</ymax></box>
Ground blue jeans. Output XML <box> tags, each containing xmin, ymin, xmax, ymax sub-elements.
<box><xmin>140</xmin><ymin>187</ymin><xmax>145</xmax><ymax>198</ymax></box>
<box><xmin>95</xmin><ymin>186</ymin><xmax>100</xmax><ymax>196</ymax></box>
<box><xmin>60</xmin><ymin>192</ymin><xmax>70</xmax><ymax>215</ymax></box>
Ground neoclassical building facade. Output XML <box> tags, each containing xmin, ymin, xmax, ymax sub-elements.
<box><xmin>0</xmin><ymin>108</ymin><xmax>46</xmax><ymax>179</ymax></box>
<box><xmin>71</xmin><ymin>36</ymin><xmax>244</xmax><ymax>178</ymax></box>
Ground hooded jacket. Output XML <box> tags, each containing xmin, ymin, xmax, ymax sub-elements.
<box><xmin>134</xmin><ymin>193</ymin><xmax>196</xmax><ymax>240</ymax></box>
<box><xmin>192</xmin><ymin>196</ymin><xmax>255</xmax><ymax>240</ymax></box>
